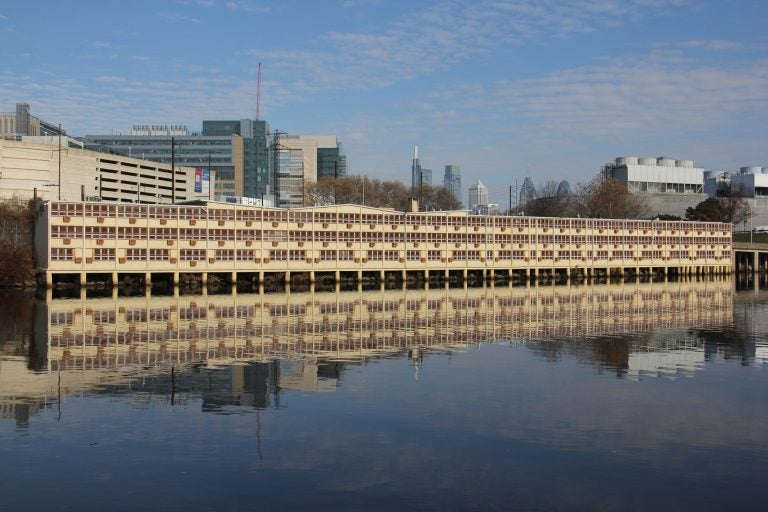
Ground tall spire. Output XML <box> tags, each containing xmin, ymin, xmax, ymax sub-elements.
<box><xmin>414</xmin><ymin>145</ymin><xmax>418</xmax><ymax>160</ymax></box>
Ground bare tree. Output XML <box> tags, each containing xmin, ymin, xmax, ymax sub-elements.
<box><xmin>575</xmin><ymin>176</ymin><xmax>649</xmax><ymax>219</ymax></box>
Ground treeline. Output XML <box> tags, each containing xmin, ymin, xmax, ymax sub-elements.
<box><xmin>0</xmin><ymin>198</ymin><xmax>38</xmax><ymax>287</ymax></box>
<box><xmin>304</xmin><ymin>176</ymin><xmax>462</xmax><ymax>211</ymax></box>
<box><xmin>523</xmin><ymin>176</ymin><xmax>750</xmax><ymax>223</ymax></box>
<box><xmin>520</xmin><ymin>177</ymin><xmax>651</xmax><ymax>219</ymax></box>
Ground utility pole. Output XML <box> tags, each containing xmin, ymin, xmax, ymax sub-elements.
<box><xmin>171</xmin><ymin>136</ymin><xmax>175</xmax><ymax>204</ymax></box>
<box><xmin>208</xmin><ymin>149</ymin><xmax>212</xmax><ymax>201</ymax></box>
<box><xmin>269</xmin><ymin>130</ymin><xmax>287</xmax><ymax>207</ymax></box>
<box><xmin>57</xmin><ymin>124</ymin><xmax>62</xmax><ymax>200</ymax></box>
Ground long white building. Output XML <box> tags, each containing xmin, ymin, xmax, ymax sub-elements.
<box><xmin>35</xmin><ymin>201</ymin><xmax>732</xmax><ymax>288</ymax></box>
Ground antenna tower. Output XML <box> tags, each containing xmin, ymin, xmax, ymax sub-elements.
<box><xmin>256</xmin><ymin>62</ymin><xmax>262</xmax><ymax>121</ymax></box>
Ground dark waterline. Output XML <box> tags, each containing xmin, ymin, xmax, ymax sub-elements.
<box><xmin>1</xmin><ymin>278</ymin><xmax>767</xmax><ymax>511</ymax></box>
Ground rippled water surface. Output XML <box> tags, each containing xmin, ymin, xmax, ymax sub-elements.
<box><xmin>1</xmin><ymin>278</ymin><xmax>767</xmax><ymax>511</ymax></box>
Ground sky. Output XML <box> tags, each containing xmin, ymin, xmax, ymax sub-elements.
<box><xmin>1</xmin><ymin>0</ymin><xmax>767</xmax><ymax>206</ymax></box>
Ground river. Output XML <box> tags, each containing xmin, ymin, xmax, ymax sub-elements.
<box><xmin>1</xmin><ymin>277</ymin><xmax>766</xmax><ymax>511</ymax></box>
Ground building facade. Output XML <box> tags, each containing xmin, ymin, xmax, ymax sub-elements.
<box><xmin>86</xmin><ymin>119</ymin><xmax>271</xmax><ymax>202</ymax></box>
<box><xmin>605</xmin><ymin>156</ymin><xmax>704</xmax><ymax>195</ymax></box>
<box><xmin>1</xmin><ymin>103</ymin><xmax>66</xmax><ymax>138</ymax></box>
<box><xmin>411</xmin><ymin>146</ymin><xmax>421</xmax><ymax>190</ymax></box>
<box><xmin>444</xmin><ymin>165</ymin><xmax>461</xmax><ymax>201</ymax></box>
<box><xmin>35</xmin><ymin>201</ymin><xmax>732</xmax><ymax>288</ymax></box>
<box><xmin>0</xmin><ymin>139</ymin><xmax>201</xmax><ymax>203</ymax></box>
<box><xmin>313</xmin><ymin>135</ymin><xmax>346</xmax><ymax>180</ymax></box>
<box><xmin>468</xmin><ymin>180</ymin><xmax>488</xmax><ymax>211</ymax></box>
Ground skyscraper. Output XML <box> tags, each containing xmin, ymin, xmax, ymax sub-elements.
<box><xmin>469</xmin><ymin>180</ymin><xmax>488</xmax><ymax>211</ymax></box>
<box><xmin>420</xmin><ymin>168</ymin><xmax>432</xmax><ymax>187</ymax></box>
<box><xmin>444</xmin><ymin>165</ymin><xmax>461</xmax><ymax>200</ymax></box>
<box><xmin>411</xmin><ymin>146</ymin><xmax>421</xmax><ymax>189</ymax></box>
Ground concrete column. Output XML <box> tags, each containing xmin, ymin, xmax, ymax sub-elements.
<box><xmin>80</xmin><ymin>272</ymin><xmax>87</xmax><ymax>287</ymax></box>
<box><xmin>380</xmin><ymin>270</ymin><xmax>386</xmax><ymax>281</ymax></box>
<box><xmin>462</xmin><ymin>269</ymin><xmax>468</xmax><ymax>281</ymax></box>
<box><xmin>45</xmin><ymin>272</ymin><xmax>53</xmax><ymax>288</ymax></box>
<box><xmin>145</xmin><ymin>272</ymin><xmax>152</xmax><ymax>287</ymax></box>
<box><xmin>231</xmin><ymin>271</ymin><xmax>237</xmax><ymax>285</ymax></box>
<box><xmin>111</xmin><ymin>272</ymin><xmax>118</xmax><ymax>287</ymax></box>
<box><xmin>335</xmin><ymin>270</ymin><xmax>341</xmax><ymax>282</ymax></box>
<box><xmin>173</xmin><ymin>271</ymin><xmax>180</xmax><ymax>286</ymax></box>
<box><xmin>401</xmin><ymin>270</ymin><xmax>407</xmax><ymax>281</ymax></box>
<box><xmin>258</xmin><ymin>271</ymin><xmax>264</xmax><ymax>284</ymax></box>
<box><xmin>357</xmin><ymin>270</ymin><xmax>363</xmax><ymax>283</ymax></box>
<box><xmin>310</xmin><ymin>271</ymin><xmax>315</xmax><ymax>283</ymax></box>
<box><xmin>201</xmin><ymin>272</ymin><xmax>208</xmax><ymax>286</ymax></box>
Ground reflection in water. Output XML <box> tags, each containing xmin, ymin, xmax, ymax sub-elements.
<box><xmin>2</xmin><ymin>279</ymin><xmax>768</xmax><ymax>512</ymax></box>
<box><xmin>0</xmin><ymin>278</ymin><xmax>747</xmax><ymax>426</ymax></box>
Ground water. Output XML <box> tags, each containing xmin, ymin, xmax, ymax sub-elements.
<box><xmin>1</xmin><ymin>278</ymin><xmax>767</xmax><ymax>511</ymax></box>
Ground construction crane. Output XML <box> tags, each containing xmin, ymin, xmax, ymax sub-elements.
<box><xmin>256</xmin><ymin>62</ymin><xmax>262</xmax><ymax>121</ymax></box>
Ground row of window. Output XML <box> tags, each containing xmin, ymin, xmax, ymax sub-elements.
<box><xmin>49</xmin><ymin>225</ymin><xmax>731</xmax><ymax>247</ymax></box>
<box><xmin>50</xmin><ymin>247</ymin><xmax>726</xmax><ymax>262</ymax></box>
<box><xmin>48</xmin><ymin>204</ymin><xmax>729</xmax><ymax>233</ymax></box>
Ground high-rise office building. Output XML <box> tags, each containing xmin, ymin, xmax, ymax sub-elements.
<box><xmin>411</xmin><ymin>146</ymin><xmax>421</xmax><ymax>189</ymax></box>
<box><xmin>469</xmin><ymin>180</ymin><xmax>488</xmax><ymax>211</ymax></box>
<box><xmin>444</xmin><ymin>165</ymin><xmax>461</xmax><ymax>200</ymax></box>
<box><xmin>421</xmin><ymin>168</ymin><xmax>432</xmax><ymax>187</ymax></box>
<box><xmin>313</xmin><ymin>136</ymin><xmax>346</xmax><ymax>179</ymax></box>
<box><xmin>519</xmin><ymin>177</ymin><xmax>537</xmax><ymax>206</ymax></box>
<box><xmin>86</xmin><ymin>119</ymin><xmax>271</xmax><ymax>201</ymax></box>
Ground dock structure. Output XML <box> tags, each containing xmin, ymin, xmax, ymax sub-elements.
<box><xmin>35</xmin><ymin>201</ymin><xmax>733</xmax><ymax>288</ymax></box>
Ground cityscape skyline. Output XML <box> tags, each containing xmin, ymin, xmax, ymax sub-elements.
<box><xmin>1</xmin><ymin>1</ymin><xmax>766</xmax><ymax>206</ymax></box>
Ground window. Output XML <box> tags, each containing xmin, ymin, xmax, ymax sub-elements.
<box><xmin>215</xmin><ymin>249</ymin><xmax>234</xmax><ymax>261</ymax></box>
<box><xmin>51</xmin><ymin>225</ymin><xmax>82</xmax><ymax>238</ymax></box>
<box><xmin>289</xmin><ymin>250</ymin><xmax>306</xmax><ymax>261</ymax></box>
<box><xmin>51</xmin><ymin>248</ymin><xmax>74</xmax><ymax>261</ymax></box>
<box><xmin>93</xmin><ymin>248</ymin><xmax>115</xmax><ymax>261</ymax></box>
<box><xmin>126</xmin><ymin>248</ymin><xmax>146</xmax><ymax>261</ymax></box>
<box><xmin>180</xmin><ymin>249</ymin><xmax>206</xmax><ymax>261</ymax></box>
<box><xmin>149</xmin><ymin>249</ymin><xmax>170</xmax><ymax>261</ymax></box>
<box><xmin>237</xmin><ymin>249</ymin><xmax>254</xmax><ymax>261</ymax></box>
<box><xmin>270</xmin><ymin>250</ymin><xmax>287</xmax><ymax>260</ymax></box>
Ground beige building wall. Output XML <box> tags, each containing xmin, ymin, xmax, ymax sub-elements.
<box><xmin>0</xmin><ymin>139</ymin><xmax>202</xmax><ymax>203</ymax></box>
<box><xmin>36</xmin><ymin>201</ymin><xmax>733</xmax><ymax>283</ymax></box>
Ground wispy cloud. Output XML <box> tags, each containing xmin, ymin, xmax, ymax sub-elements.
<box><xmin>249</xmin><ymin>0</ymin><xmax>692</xmax><ymax>99</ymax></box>
<box><xmin>94</xmin><ymin>76</ymin><xmax>126</xmax><ymax>83</ymax></box>
<box><xmin>224</xmin><ymin>1</ymin><xmax>269</xmax><ymax>13</ymax></box>
<box><xmin>679</xmin><ymin>39</ymin><xmax>742</xmax><ymax>50</ymax></box>
<box><xmin>156</xmin><ymin>12</ymin><xmax>202</xmax><ymax>24</ymax></box>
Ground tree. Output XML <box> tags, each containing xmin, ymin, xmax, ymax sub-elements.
<box><xmin>685</xmin><ymin>194</ymin><xmax>750</xmax><ymax>224</ymax></box>
<box><xmin>685</xmin><ymin>197</ymin><xmax>726</xmax><ymax>222</ymax></box>
<box><xmin>575</xmin><ymin>176</ymin><xmax>649</xmax><ymax>219</ymax></box>
<box><xmin>305</xmin><ymin>176</ymin><xmax>461</xmax><ymax>211</ymax></box>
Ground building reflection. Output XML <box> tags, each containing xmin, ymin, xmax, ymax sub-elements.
<box><xmin>2</xmin><ymin>278</ymin><xmax>764</xmax><ymax>426</ymax></box>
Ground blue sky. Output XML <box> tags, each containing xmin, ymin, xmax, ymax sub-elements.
<box><xmin>1</xmin><ymin>0</ymin><xmax>767</xmax><ymax>205</ymax></box>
